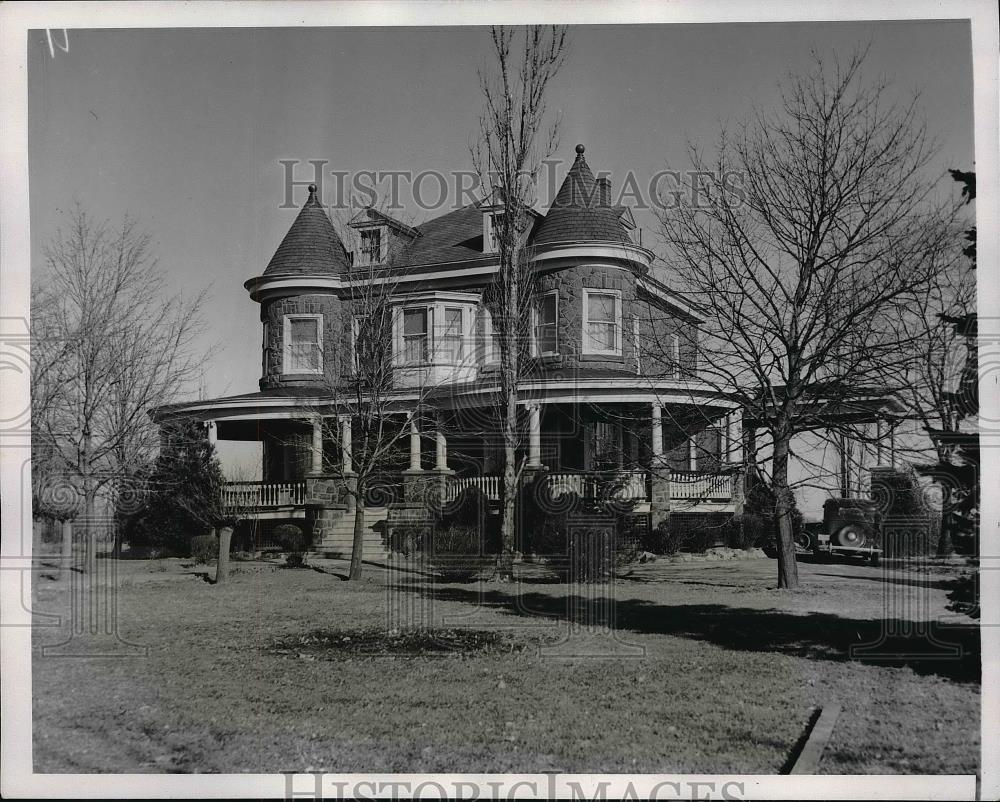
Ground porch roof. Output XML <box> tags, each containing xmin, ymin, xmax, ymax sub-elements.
<box><xmin>150</xmin><ymin>374</ymin><xmax>738</xmax><ymax>427</ymax></box>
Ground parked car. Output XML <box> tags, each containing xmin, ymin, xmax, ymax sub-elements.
<box><xmin>814</xmin><ymin>498</ymin><xmax>883</xmax><ymax>565</ymax></box>
<box><xmin>762</xmin><ymin>499</ymin><xmax>883</xmax><ymax>564</ymax></box>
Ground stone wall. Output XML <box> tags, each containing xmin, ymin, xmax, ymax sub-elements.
<box><xmin>534</xmin><ymin>263</ymin><xmax>698</xmax><ymax>378</ymax></box>
<box><xmin>260</xmin><ymin>293</ymin><xmax>343</xmax><ymax>390</ymax></box>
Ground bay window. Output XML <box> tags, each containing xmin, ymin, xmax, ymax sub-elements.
<box><xmin>402</xmin><ymin>308</ymin><xmax>429</xmax><ymax>365</ymax></box>
<box><xmin>440</xmin><ymin>307</ymin><xmax>464</xmax><ymax>362</ymax></box>
<box><xmin>283</xmin><ymin>314</ymin><xmax>323</xmax><ymax>374</ymax></box>
<box><xmin>583</xmin><ymin>289</ymin><xmax>622</xmax><ymax>355</ymax></box>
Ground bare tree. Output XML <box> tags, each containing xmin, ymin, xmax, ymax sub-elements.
<box><xmin>294</xmin><ymin>207</ymin><xmax>437</xmax><ymax>581</ymax></box>
<box><xmin>472</xmin><ymin>25</ymin><xmax>569</xmax><ymax>580</ymax></box>
<box><xmin>654</xmin><ymin>52</ymin><xmax>962</xmax><ymax>588</ymax></box>
<box><xmin>31</xmin><ymin>203</ymin><xmax>207</xmax><ymax>574</ymax></box>
<box><xmin>897</xmin><ymin>170</ymin><xmax>977</xmax><ymax>554</ymax></box>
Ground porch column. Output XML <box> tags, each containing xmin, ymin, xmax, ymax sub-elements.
<box><xmin>650</xmin><ymin>403</ymin><xmax>670</xmax><ymax>530</ymax></box>
<box><xmin>310</xmin><ymin>417</ymin><xmax>323</xmax><ymax>474</ymax></box>
<box><xmin>688</xmin><ymin>437</ymin><xmax>698</xmax><ymax>472</ymax></box>
<box><xmin>409</xmin><ymin>414</ymin><xmax>422</xmax><ymax>471</ymax></box>
<box><xmin>435</xmin><ymin>415</ymin><xmax>448</xmax><ymax>471</ymax></box>
<box><xmin>876</xmin><ymin>419</ymin><xmax>887</xmax><ymax>466</ymax></box>
<box><xmin>340</xmin><ymin>416</ymin><xmax>353</xmax><ymax>474</ymax></box>
<box><xmin>651</xmin><ymin>403</ymin><xmax>663</xmax><ymax>457</ymax></box>
<box><xmin>206</xmin><ymin>420</ymin><xmax>218</xmax><ymax>449</ymax></box>
<box><xmin>527</xmin><ymin>403</ymin><xmax>542</xmax><ymax>468</ymax></box>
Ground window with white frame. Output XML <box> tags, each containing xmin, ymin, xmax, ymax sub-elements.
<box><xmin>401</xmin><ymin>308</ymin><xmax>429</xmax><ymax>365</ymax></box>
<box><xmin>351</xmin><ymin>315</ymin><xmax>365</xmax><ymax>371</ymax></box>
<box><xmin>533</xmin><ymin>291</ymin><xmax>558</xmax><ymax>356</ymax></box>
<box><xmin>283</xmin><ymin>314</ymin><xmax>323</xmax><ymax>374</ymax></box>
<box><xmin>583</xmin><ymin>289</ymin><xmax>622</xmax><ymax>355</ymax></box>
<box><xmin>477</xmin><ymin>305</ymin><xmax>497</xmax><ymax>365</ymax></box>
<box><xmin>262</xmin><ymin>322</ymin><xmax>270</xmax><ymax>373</ymax></box>
<box><xmin>439</xmin><ymin>307</ymin><xmax>465</xmax><ymax>362</ymax></box>
<box><xmin>359</xmin><ymin>227</ymin><xmax>383</xmax><ymax>265</ymax></box>
<box><xmin>633</xmin><ymin>314</ymin><xmax>641</xmax><ymax>374</ymax></box>
<box><xmin>485</xmin><ymin>212</ymin><xmax>505</xmax><ymax>253</ymax></box>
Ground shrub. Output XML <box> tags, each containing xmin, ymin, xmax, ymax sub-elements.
<box><xmin>724</xmin><ymin>513</ymin><xmax>768</xmax><ymax>549</ymax></box>
<box><xmin>190</xmin><ymin>532</ymin><xmax>218</xmax><ymax>564</ymax></box>
<box><xmin>641</xmin><ymin>523</ymin><xmax>686</xmax><ymax>555</ymax></box>
<box><xmin>389</xmin><ymin>525</ymin><xmax>428</xmax><ymax>556</ymax></box>
<box><xmin>439</xmin><ymin>486</ymin><xmax>500</xmax><ymax>554</ymax></box>
<box><xmin>275</xmin><ymin>523</ymin><xmax>307</xmax><ymax>568</ymax></box>
<box><xmin>425</xmin><ymin>522</ymin><xmax>492</xmax><ymax>581</ymax></box>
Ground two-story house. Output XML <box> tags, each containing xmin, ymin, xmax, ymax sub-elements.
<box><xmin>153</xmin><ymin>145</ymin><xmax>744</xmax><ymax>557</ymax></box>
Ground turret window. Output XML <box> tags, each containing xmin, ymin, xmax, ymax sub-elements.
<box><xmin>533</xmin><ymin>291</ymin><xmax>559</xmax><ymax>356</ymax></box>
<box><xmin>283</xmin><ymin>314</ymin><xmax>323</xmax><ymax>374</ymax></box>
<box><xmin>583</xmin><ymin>289</ymin><xmax>622</xmax><ymax>355</ymax></box>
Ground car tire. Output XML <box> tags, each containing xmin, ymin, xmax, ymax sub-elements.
<box><xmin>794</xmin><ymin>531</ymin><xmax>814</xmax><ymax>552</ymax></box>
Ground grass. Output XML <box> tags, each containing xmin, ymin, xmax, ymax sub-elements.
<box><xmin>31</xmin><ymin>553</ymin><xmax>979</xmax><ymax>774</ymax></box>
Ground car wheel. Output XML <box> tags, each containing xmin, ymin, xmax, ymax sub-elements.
<box><xmin>833</xmin><ymin>524</ymin><xmax>868</xmax><ymax>549</ymax></box>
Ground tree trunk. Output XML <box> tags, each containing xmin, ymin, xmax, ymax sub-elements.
<box><xmin>496</xmin><ymin>384</ymin><xmax>518</xmax><ymax>581</ymax></box>
<box><xmin>60</xmin><ymin>518</ymin><xmax>73</xmax><ymax>580</ymax></box>
<box><xmin>83</xmin><ymin>481</ymin><xmax>98</xmax><ymax>577</ymax></box>
<box><xmin>772</xmin><ymin>432</ymin><xmax>800</xmax><ymax>589</ymax></box>
<box><xmin>215</xmin><ymin>526</ymin><xmax>232</xmax><ymax>584</ymax></box>
<box><xmin>349</xmin><ymin>501</ymin><xmax>366</xmax><ymax>580</ymax></box>
<box><xmin>936</xmin><ymin>483</ymin><xmax>955</xmax><ymax>557</ymax></box>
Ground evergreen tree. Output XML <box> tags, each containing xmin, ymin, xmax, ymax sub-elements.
<box><xmin>125</xmin><ymin>420</ymin><xmax>225</xmax><ymax>555</ymax></box>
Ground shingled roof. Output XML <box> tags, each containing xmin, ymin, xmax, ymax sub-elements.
<box><xmin>531</xmin><ymin>145</ymin><xmax>632</xmax><ymax>247</ymax></box>
<box><xmin>263</xmin><ymin>184</ymin><xmax>352</xmax><ymax>277</ymax></box>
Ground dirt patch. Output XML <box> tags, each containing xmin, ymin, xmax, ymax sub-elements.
<box><xmin>270</xmin><ymin>627</ymin><xmax>557</xmax><ymax>660</ymax></box>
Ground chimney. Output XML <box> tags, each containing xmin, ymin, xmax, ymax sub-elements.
<box><xmin>596</xmin><ymin>177</ymin><xmax>611</xmax><ymax>207</ymax></box>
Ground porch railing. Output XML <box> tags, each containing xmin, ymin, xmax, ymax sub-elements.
<box><xmin>446</xmin><ymin>475</ymin><xmax>501</xmax><ymax>502</ymax></box>
<box><xmin>548</xmin><ymin>471</ymin><xmax>649</xmax><ymax>501</ymax></box>
<box><xmin>667</xmin><ymin>472</ymin><xmax>734</xmax><ymax>501</ymax></box>
<box><xmin>222</xmin><ymin>481</ymin><xmax>307</xmax><ymax>510</ymax></box>
<box><xmin>437</xmin><ymin>470</ymin><xmax>737</xmax><ymax>506</ymax></box>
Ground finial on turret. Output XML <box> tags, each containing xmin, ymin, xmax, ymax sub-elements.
<box><xmin>308</xmin><ymin>183</ymin><xmax>317</xmax><ymax>195</ymax></box>
<box><xmin>575</xmin><ymin>143</ymin><xmax>585</xmax><ymax>159</ymax></box>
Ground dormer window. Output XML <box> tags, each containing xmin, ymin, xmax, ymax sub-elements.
<box><xmin>483</xmin><ymin>210</ymin><xmax>505</xmax><ymax>253</ymax></box>
<box><xmin>359</xmin><ymin>227</ymin><xmax>384</xmax><ymax>265</ymax></box>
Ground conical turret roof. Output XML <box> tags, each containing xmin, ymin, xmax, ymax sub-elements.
<box><xmin>263</xmin><ymin>184</ymin><xmax>352</xmax><ymax>276</ymax></box>
<box><xmin>532</xmin><ymin>145</ymin><xmax>632</xmax><ymax>247</ymax></box>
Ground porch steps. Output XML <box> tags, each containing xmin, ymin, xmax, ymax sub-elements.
<box><xmin>312</xmin><ymin>508</ymin><xmax>391</xmax><ymax>560</ymax></box>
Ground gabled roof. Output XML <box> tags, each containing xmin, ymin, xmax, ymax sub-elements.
<box><xmin>263</xmin><ymin>184</ymin><xmax>353</xmax><ymax>277</ymax></box>
<box><xmin>531</xmin><ymin>145</ymin><xmax>633</xmax><ymax>247</ymax></box>
<box><xmin>348</xmin><ymin>207</ymin><xmax>420</xmax><ymax>239</ymax></box>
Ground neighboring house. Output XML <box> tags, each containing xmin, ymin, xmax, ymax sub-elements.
<box><xmin>153</xmin><ymin>145</ymin><xmax>745</xmax><ymax>556</ymax></box>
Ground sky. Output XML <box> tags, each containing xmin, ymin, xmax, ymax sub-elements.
<box><xmin>26</xmin><ymin>21</ymin><xmax>976</xmax><ymax>499</ymax></box>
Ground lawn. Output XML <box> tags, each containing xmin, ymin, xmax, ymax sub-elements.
<box><xmin>31</xmin><ymin>553</ymin><xmax>979</xmax><ymax>775</ymax></box>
